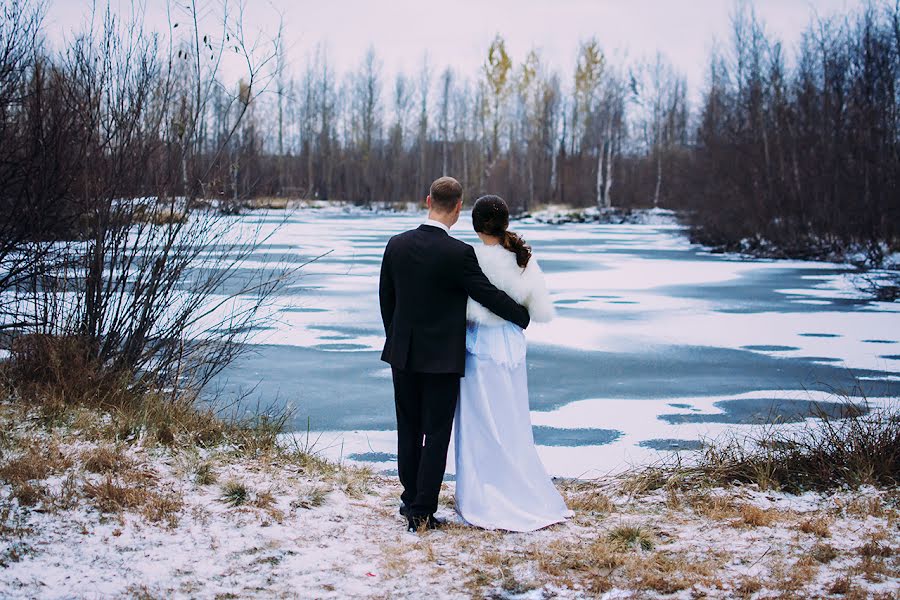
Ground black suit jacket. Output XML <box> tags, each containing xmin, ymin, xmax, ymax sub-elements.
<box><xmin>379</xmin><ymin>224</ymin><xmax>530</xmax><ymax>375</ymax></box>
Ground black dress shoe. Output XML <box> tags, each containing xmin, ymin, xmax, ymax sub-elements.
<box><xmin>406</xmin><ymin>514</ymin><xmax>444</xmax><ymax>532</ymax></box>
<box><xmin>399</xmin><ymin>503</ymin><xmax>410</xmax><ymax>518</ymax></box>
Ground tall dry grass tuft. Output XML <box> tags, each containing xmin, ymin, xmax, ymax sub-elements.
<box><xmin>0</xmin><ymin>334</ymin><xmax>296</xmax><ymax>457</ymax></box>
<box><xmin>626</xmin><ymin>398</ymin><xmax>900</xmax><ymax>494</ymax></box>
<box><xmin>607</xmin><ymin>524</ymin><xmax>656</xmax><ymax>551</ymax></box>
<box><xmin>83</xmin><ymin>476</ymin><xmax>182</xmax><ymax>526</ymax></box>
<box><xmin>0</xmin><ymin>440</ymin><xmax>72</xmax><ymax>484</ymax></box>
<box><xmin>220</xmin><ymin>480</ymin><xmax>251</xmax><ymax>507</ymax></box>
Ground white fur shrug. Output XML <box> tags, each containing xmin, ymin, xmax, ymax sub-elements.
<box><xmin>467</xmin><ymin>244</ymin><xmax>556</xmax><ymax>326</ymax></box>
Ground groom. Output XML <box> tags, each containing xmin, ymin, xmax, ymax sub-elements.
<box><xmin>379</xmin><ymin>176</ymin><xmax>531</xmax><ymax>531</ymax></box>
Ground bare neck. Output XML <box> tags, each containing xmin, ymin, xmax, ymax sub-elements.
<box><xmin>427</xmin><ymin>211</ymin><xmax>456</xmax><ymax>229</ymax></box>
<box><xmin>477</xmin><ymin>232</ymin><xmax>502</xmax><ymax>246</ymax></box>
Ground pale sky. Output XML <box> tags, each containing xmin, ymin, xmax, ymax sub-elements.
<box><xmin>45</xmin><ymin>0</ymin><xmax>870</xmax><ymax>97</ymax></box>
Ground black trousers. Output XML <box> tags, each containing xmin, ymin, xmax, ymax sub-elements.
<box><xmin>391</xmin><ymin>368</ymin><xmax>460</xmax><ymax>517</ymax></box>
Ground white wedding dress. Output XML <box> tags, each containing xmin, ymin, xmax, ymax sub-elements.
<box><xmin>454</xmin><ymin>243</ymin><xmax>573</xmax><ymax>532</ymax></box>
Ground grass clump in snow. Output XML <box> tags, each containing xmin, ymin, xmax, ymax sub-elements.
<box><xmin>607</xmin><ymin>524</ymin><xmax>655</xmax><ymax>552</ymax></box>
<box><xmin>83</xmin><ymin>475</ymin><xmax>183</xmax><ymax>526</ymax></box>
<box><xmin>194</xmin><ymin>461</ymin><xmax>217</xmax><ymax>486</ymax></box>
<box><xmin>626</xmin><ymin>397</ymin><xmax>900</xmax><ymax>494</ymax></box>
<box><xmin>220</xmin><ymin>480</ymin><xmax>251</xmax><ymax>507</ymax></box>
<box><xmin>81</xmin><ymin>446</ymin><xmax>133</xmax><ymax>474</ymax></box>
<box><xmin>292</xmin><ymin>484</ymin><xmax>329</xmax><ymax>509</ymax></box>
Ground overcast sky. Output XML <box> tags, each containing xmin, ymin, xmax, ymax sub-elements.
<box><xmin>45</xmin><ymin>0</ymin><xmax>869</xmax><ymax>96</ymax></box>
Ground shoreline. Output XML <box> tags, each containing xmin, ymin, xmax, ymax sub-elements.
<box><xmin>226</xmin><ymin>199</ymin><xmax>899</xmax><ymax>274</ymax></box>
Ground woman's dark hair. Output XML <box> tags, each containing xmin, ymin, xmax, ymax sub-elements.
<box><xmin>472</xmin><ymin>195</ymin><xmax>532</xmax><ymax>268</ymax></box>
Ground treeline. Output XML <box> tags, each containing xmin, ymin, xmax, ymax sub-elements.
<box><xmin>203</xmin><ymin>2</ymin><xmax>899</xmax><ymax>262</ymax></box>
<box><xmin>2</xmin><ymin>1</ymin><xmax>899</xmax><ymax>264</ymax></box>
<box><xmin>674</xmin><ymin>4</ymin><xmax>900</xmax><ymax>262</ymax></box>
<box><xmin>225</xmin><ymin>36</ymin><xmax>640</xmax><ymax>214</ymax></box>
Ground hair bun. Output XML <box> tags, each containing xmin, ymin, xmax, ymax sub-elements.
<box><xmin>472</xmin><ymin>195</ymin><xmax>532</xmax><ymax>268</ymax></box>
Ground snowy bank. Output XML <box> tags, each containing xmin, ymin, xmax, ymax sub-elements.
<box><xmin>516</xmin><ymin>206</ymin><xmax>680</xmax><ymax>227</ymax></box>
<box><xmin>1</xmin><ymin>403</ymin><xmax>897</xmax><ymax>599</ymax></box>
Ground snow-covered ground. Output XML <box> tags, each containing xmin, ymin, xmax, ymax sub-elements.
<box><xmin>1</xmin><ymin>414</ymin><xmax>897</xmax><ymax>599</ymax></box>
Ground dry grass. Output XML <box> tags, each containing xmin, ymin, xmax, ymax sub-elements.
<box><xmin>734</xmin><ymin>576</ymin><xmax>763</xmax><ymax>597</ymax></box>
<box><xmin>292</xmin><ymin>484</ymin><xmax>329</xmax><ymax>509</ymax></box>
<box><xmin>81</xmin><ymin>446</ymin><xmax>133</xmax><ymax>474</ymax></box>
<box><xmin>686</xmin><ymin>491</ymin><xmax>738</xmax><ymax>520</ymax></box>
<box><xmin>526</xmin><ymin>537</ymin><xmax>621</xmax><ymax>582</ymax></box>
<box><xmin>336</xmin><ymin>467</ymin><xmax>373</xmax><ymax>499</ymax></box>
<box><xmin>0</xmin><ymin>440</ymin><xmax>72</xmax><ymax>484</ymax></box>
<box><xmin>810</xmin><ymin>542</ymin><xmax>839</xmax><ymax>563</ymax></box>
<box><xmin>736</xmin><ymin>503</ymin><xmax>780</xmax><ymax>527</ymax></box>
<box><xmin>83</xmin><ymin>476</ymin><xmax>182</xmax><ymax>526</ymax></box>
<box><xmin>786</xmin><ymin>555</ymin><xmax>820</xmax><ymax>591</ymax></box>
<box><xmin>2</xmin><ymin>334</ymin><xmax>286</xmax><ymax>454</ymax></box>
<box><xmin>857</xmin><ymin>539</ymin><xmax>893</xmax><ymax>559</ymax></box>
<box><xmin>623</xmin><ymin>553</ymin><xmax>692</xmax><ymax>593</ymax></box>
<box><xmin>843</xmin><ymin>495</ymin><xmax>885</xmax><ymax>518</ymax></box>
<box><xmin>220</xmin><ymin>480</ymin><xmax>250</xmax><ymax>507</ymax></box>
<box><xmin>194</xmin><ymin>461</ymin><xmax>217</xmax><ymax>486</ymax></box>
<box><xmin>252</xmin><ymin>490</ymin><xmax>276</xmax><ymax>510</ymax></box>
<box><xmin>607</xmin><ymin>524</ymin><xmax>656</xmax><ymax>551</ymax></box>
<box><xmin>624</xmin><ymin>399</ymin><xmax>900</xmax><ymax>493</ymax></box>
<box><xmin>797</xmin><ymin>514</ymin><xmax>832</xmax><ymax>537</ymax></box>
<box><xmin>44</xmin><ymin>473</ymin><xmax>80</xmax><ymax>512</ymax></box>
<box><xmin>566</xmin><ymin>489</ymin><xmax>614</xmax><ymax>514</ymax></box>
<box><xmin>9</xmin><ymin>481</ymin><xmax>45</xmax><ymax>507</ymax></box>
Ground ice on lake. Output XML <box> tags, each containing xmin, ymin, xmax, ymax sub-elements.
<box><xmin>210</xmin><ymin>209</ymin><xmax>900</xmax><ymax>476</ymax></box>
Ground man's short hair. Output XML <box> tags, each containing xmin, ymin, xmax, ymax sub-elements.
<box><xmin>429</xmin><ymin>176</ymin><xmax>463</xmax><ymax>212</ymax></box>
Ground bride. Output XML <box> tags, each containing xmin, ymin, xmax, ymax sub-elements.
<box><xmin>454</xmin><ymin>195</ymin><xmax>572</xmax><ymax>532</ymax></box>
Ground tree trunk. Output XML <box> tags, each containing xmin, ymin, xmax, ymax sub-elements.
<box><xmin>653</xmin><ymin>148</ymin><xmax>662</xmax><ymax>207</ymax></box>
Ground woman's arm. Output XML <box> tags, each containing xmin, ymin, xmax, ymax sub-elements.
<box><xmin>460</xmin><ymin>245</ymin><xmax>530</xmax><ymax>329</ymax></box>
<box><xmin>524</xmin><ymin>257</ymin><xmax>556</xmax><ymax>323</ymax></box>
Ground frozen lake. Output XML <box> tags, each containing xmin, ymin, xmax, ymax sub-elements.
<box><xmin>212</xmin><ymin>209</ymin><xmax>900</xmax><ymax>477</ymax></box>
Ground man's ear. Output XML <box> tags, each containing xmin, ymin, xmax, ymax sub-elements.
<box><xmin>425</xmin><ymin>195</ymin><xmax>433</xmax><ymax>210</ymax></box>
<box><xmin>456</xmin><ymin>199</ymin><xmax>463</xmax><ymax>214</ymax></box>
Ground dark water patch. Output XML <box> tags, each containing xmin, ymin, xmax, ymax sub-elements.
<box><xmin>314</xmin><ymin>343</ymin><xmax>370</xmax><ymax>351</ymax></box>
<box><xmin>609</xmin><ymin>300</ymin><xmax>639</xmax><ymax>305</ymax></box>
<box><xmin>658</xmin><ymin>398</ymin><xmax>867</xmax><ymax>425</ymax></box>
<box><xmin>282</xmin><ymin>307</ymin><xmax>329</xmax><ymax>313</ymax></box>
<box><xmin>310</xmin><ymin>324</ymin><xmax>380</xmax><ymax>337</ymax></box>
<box><xmin>556</xmin><ymin>299</ymin><xmax>585</xmax><ymax>305</ymax></box>
<box><xmin>863</xmin><ymin>339</ymin><xmax>895</xmax><ymax>344</ymax></box>
<box><xmin>552</xmin><ymin>305</ymin><xmax>648</xmax><ymax>322</ymax></box>
<box><xmin>532</xmin><ymin>426</ymin><xmax>622</xmax><ymax>447</ymax></box>
<box><xmin>590</xmin><ymin>294</ymin><xmax>621</xmax><ymax>299</ymax></box>
<box><xmin>526</xmin><ymin>345</ymin><xmax>900</xmax><ymax>413</ymax></box>
<box><xmin>212</xmin><ymin>343</ymin><xmax>900</xmax><ymax>434</ymax></box>
<box><xmin>657</xmin><ymin>265</ymin><xmax>870</xmax><ymax>314</ymax></box>
<box><xmin>318</xmin><ymin>335</ymin><xmax>354</xmax><ymax>341</ymax></box>
<box><xmin>741</xmin><ymin>345</ymin><xmax>800</xmax><ymax>352</ymax></box>
<box><xmin>638</xmin><ymin>439</ymin><xmax>704</xmax><ymax>451</ymax></box>
<box><xmin>210</xmin><ymin>324</ymin><xmax>275</xmax><ymax>335</ymax></box>
<box><xmin>800</xmin><ymin>333</ymin><xmax>842</xmax><ymax>338</ymax></box>
<box><xmin>534</xmin><ymin>257</ymin><xmax>612</xmax><ymax>272</ymax></box>
<box><xmin>348</xmin><ymin>452</ymin><xmax>396</xmax><ymax>463</ymax></box>
<box><xmin>667</xmin><ymin>403</ymin><xmax>697</xmax><ymax>410</ymax></box>
<box><xmin>882</xmin><ymin>355</ymin><xmax>900</xmax><ymax>361</ymax></box>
